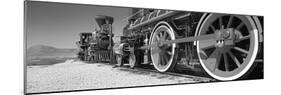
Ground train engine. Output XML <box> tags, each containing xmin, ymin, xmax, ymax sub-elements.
<box><xmin>77</xmin><ymin>15</ymin><xmax>114</xmax><ymax>63</ymax></box>
<box><xmin>76</xmin><ymin>32</ymin><xmax>92</xmax><ymax>61</ymax></box>
<box><xmin>116</xmin><ymin>8</ymin><xmax>263</xmax><ymax>81</ymax></box>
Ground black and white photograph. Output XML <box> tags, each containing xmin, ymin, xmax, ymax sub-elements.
<box><xmin>24</xmin><ymin>0</ymin><xmax>264</xmax><ymax>94</ymax></box>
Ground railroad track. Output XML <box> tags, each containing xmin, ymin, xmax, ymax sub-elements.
<box><xmin>112</xmin><ymin>64</ymin><xmax>216</xmax><ymax>83</ymax></box>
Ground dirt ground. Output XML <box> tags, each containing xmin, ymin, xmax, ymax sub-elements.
<box><xmin>26</xmin><ymin>60</ymin><xmax>211</xmax><ymax>93</ymax></box>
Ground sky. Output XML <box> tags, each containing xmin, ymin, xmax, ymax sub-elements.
<box><xmin>26</xmin><ymin>1</ymin><xmax>132</xmax><ymax>48</ymax></box>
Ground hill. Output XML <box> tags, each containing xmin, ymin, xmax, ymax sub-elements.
<box><xmin>27</xmin><ymin>45</ymin><xmax>77</xmax><ymax>58</ymax></box>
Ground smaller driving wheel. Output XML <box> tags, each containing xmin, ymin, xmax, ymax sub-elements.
<box><xmin>150</xmin><ymin>22</ymin><xmax>177</xmax><ymax>72</ymax></box>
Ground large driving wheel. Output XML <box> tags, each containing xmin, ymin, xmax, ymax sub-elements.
<box><xmin>150</xmin><ymin>22</ymin><xmax>177</xmax><ymax>72</ymax></box>
<box><xmin>196</xmin><ymin>14</ymin><xmax>259</xmax><ymax>81</ymax></box>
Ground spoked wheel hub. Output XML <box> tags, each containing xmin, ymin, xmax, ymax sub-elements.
<box><xmin>196</xmin><ymin>14</ymin><xmax>259</xmax><ymax>81</ymax></box>
<box><xmin>214</xmin><ymin>27</ymin><xmax>245</xmax><ymax>48</ymax></box>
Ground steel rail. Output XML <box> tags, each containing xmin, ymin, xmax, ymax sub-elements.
<box><xmin>112</xmin><ymin>64</ymin><xmax>215</xmax><ymax>82</ymax></box>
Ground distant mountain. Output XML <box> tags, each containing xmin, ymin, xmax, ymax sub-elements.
<box><xmin>27</xmin><ymin>45</ymin><xmax>77</xmax><ymax>57</ymax></box>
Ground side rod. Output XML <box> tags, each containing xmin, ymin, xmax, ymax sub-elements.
<box><xmin>140</xmin><ymin>34</ymin><xmax>216</xmax><ymax>49</ymax></box>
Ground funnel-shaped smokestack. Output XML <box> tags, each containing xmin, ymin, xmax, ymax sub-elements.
<box><xmin>95</xmin><ymin>15</ymin><xmax>114</xmax><ymax>28</ymax></box>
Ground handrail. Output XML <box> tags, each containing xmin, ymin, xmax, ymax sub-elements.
<box><xmin>128</xmin><ymin>11</ymin><xmax>178</xmax><ymax>30</ymax></box>
<box><xmin>122</xmin><ymin>9</ymin><xmax>144</xmax><ymax>21</ymax></box>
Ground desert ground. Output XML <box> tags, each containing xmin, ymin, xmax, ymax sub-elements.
<box><xmin>26</xmin><ymin>59</ymin><xmax>212</xmax><ymax>93</ymax></box>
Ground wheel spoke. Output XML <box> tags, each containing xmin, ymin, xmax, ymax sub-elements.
<box><xmin>223</xmin><ymin>53</ymin><xmax>229</xmax><ymax>71</ymax></box>
<box><xmin>236</xmin><ymin>22</ymin><xmax>245</xmax><ymax>30</ymax></box>
<box><xmin>205</xmin><ymin>48</ymin><xmax>221</xmax><ymax>71</ymax></box>
<box><xmin>210</xmin><ymin>24</ymin><xmax>216</xmax><ymax>32</ymax></box>
<box><xmin>167</xmin><ymin>51</ymin><xmax>172</xmax><ymax>55</ymax></box>
<box><xmin>233</xmin><ymin>46</ymin><xmax>249</xmax><ymax>54</ymax></box>
<box><xmin>227</xmin><ymin>16</ymin><xmax>234</xmax><ymax>28</ymax></box>
<box><xmin>155</xmin><ymin>35</ymin><xmax>160</xmax><ymax>41</ymax></box>
<box><xmin>166</xmin><ymin>35</ymin><xmax>171</xmax><ymax>40</ymax></box>
<box><xmin>160</xmin><ymin>32</ymin><xmax>164</xmax><ymax>41</ymax></box>
<box><xmin>214</xmin><ymin>53</ymin><xmax>222</xmax><ymax>72</ymax></box>
<box><xmin>158</xmin><ymin>53</ymin><xmax>162</xmax><ymax>66</ymax></box>
<box><xmin>219</xmin><ymin>16</ymin><xmax>223</xmax><ymax>29</ymax></box>
<box><xmin>163</xmin><ymin>53</ymin><xmax>169</xmax><ymax>65</ymax></box>
<box><xmin>158</xmin><ymin>32</ymin><xmax>161</xmax><ymax>39</ymax></box>
<box><xmin>199</xmin><ymin>49</ymin><xmax>208</xmax><ymax>58</ymax></box>
<box><xmin>199</xmin><ymin>43</ymin><xmax>215</xmax><ymax>59</ymax></box>
<box><xmin>157</xmin><ymin>32</ymin><xmax>161</xmax><ymax>40</ymax></box>
<box><xmin>163</xmin><ymin>31</ymin><xmax>167</xmax><ymax>39</ymax></box>
<box><xmin>164</xmin><ymin>51</ymin><xmax>171</xmax><ymax>57</ymax></box>
<box><xmin>227</xmin><ymin>51</ymin><xmax>241</xmax><ymax>67</ymax></box>
<box><xmin>160</xmin><ymin>54</ymin><xmax>163</xmax><ymax>65</ymax></box>
<box><xmin>236</xmin><ymin>35</ymin><xmax>251</xmax><ymax>42</ymax></box>
<box><xmin>161</xmin><ymin>54</ymin><xmax>166</xmax><ymax>65</ymax></box>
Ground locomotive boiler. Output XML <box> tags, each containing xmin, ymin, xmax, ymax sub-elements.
<box><xmin>115</xmin><ymin>9</ymin><xmax>263</xmax><ymax>81</ymax></box>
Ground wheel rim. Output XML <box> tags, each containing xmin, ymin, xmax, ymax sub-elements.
<box><xmin>196</xmin><ymin>14</ymin><xmax>259</xmax><ymax>80</ymax></box>
<box><xmin>129</xmin><ymin>54</ymin><xmax>136</xmax><ymax>68</ymax></box>
<box><xmin>150</xmin><ymin>22</ymin><xmax>176</xmax><ymax>72</ymax></box>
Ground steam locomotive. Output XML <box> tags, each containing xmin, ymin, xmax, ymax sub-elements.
<box><xmin>114</xmin><ymin>8</ymin><xmax>263</xmax><ymax>81</ymax></box>
<box><xmin>77</xmin><ymin>8</ymin><xmax>263</xmax><ymax>81</ymax></box>
<box><xmin>76</xmin><ymin>15</ymin><xmax>114</xmax><ymax>63</ymax></box>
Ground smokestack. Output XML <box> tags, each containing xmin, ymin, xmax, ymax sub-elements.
<box><xmin>95</xmin><ymin>15</ymin><xmax>114</xmax><ymax>28</ymax></box>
